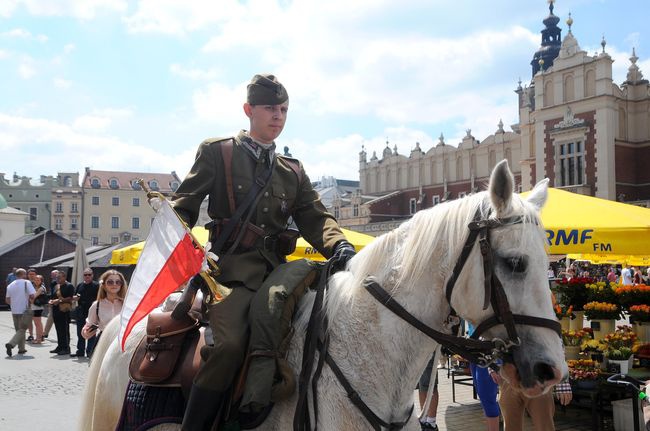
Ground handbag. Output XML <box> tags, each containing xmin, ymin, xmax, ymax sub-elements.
<box><xmin>20</xmin><ymin>281</ymin><xmax>34</xmax><ymax>329</ymax></box>
<box><xmin>56</xmin><ymin>284</ymin><xmax>72</xmax><ymax>313</ymax></box>
<box><xmin>33</xmin><ymin>287</ymin><xmax>48</xmax><ymax>306</ymax></box>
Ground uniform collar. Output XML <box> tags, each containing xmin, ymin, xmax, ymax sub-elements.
<box><xmin>238</xmin><ymin>130</ymin><xmax>276</xmax><ymax>162</ymax></box>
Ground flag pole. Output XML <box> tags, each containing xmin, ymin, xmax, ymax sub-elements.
<box><xmin>136</xmin><ymin>179</ymin><xmax>230</xmax><ymax>303</ymax></box>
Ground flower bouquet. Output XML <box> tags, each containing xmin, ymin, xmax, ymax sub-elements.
<box><xmin>614</xmin><ymin>283</ymin><xmax>650</xmax><ymax>310</ymax></box>
<box><xmin>583</xmin><ymin>301</ymin><xmax>622</xmax><ymax>320</ymax></box>
<box><xmin>585</xmin><ymin>281</ymin><xmax>617</xmax><ymax>303</ymax></box>
<box><xmin>604</xmin><ymin>325</ymin><xmax>638</xmax><ymax>350</ymax></box>
<box><xmin>629</xmin><ymin>304</ymin><xmax>650</xmax><ymax>322</ymax></box>
<box><xmin>553</xmin><ymin>277</ymin><xmax>592</xmax><ymax>310</ymax></box>
<box><xmin>567</xmin><ymin>359</ymin><xmax>601</xmax><ymax>388</ymax></box>
<box><xmin>581</xmin><ymin>339</ymin><xmax>607</xmax><ymax>364</ymax></box>
<box><xmin>562</xmin><ymin>329</ymin><xmax>590</xmax><ymax>347</ymax></box>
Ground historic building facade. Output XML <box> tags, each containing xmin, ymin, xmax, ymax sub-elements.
<box><xmin>81</xmin><ymin>168</ymin><xmax>181</xmax><ymax>245</ymax></box>
<box><xmin>0</xmin><ymin>173</ymin><xmax>56</xmax><ymax>233</ymax></box>
<box><xmin>352</xmin><ymin>3</ymin><xmax>650</xmax><ymax>235</ymax></box>
<box><xmin>50</xmin><ymin>172</ymin><xmax>83</xmax><ymax>242</ymax></box>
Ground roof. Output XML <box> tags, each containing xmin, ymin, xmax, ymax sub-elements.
<box><xmin>0</xmin><ymin>229</ymin><xmax>74</xmax><ymax>256</ymax></box>
<box><xmin>82</xmin><ymin>169</ymin><xmax>181</xmax><ymax>192</ymax></box>
<box><xmin>0</xmin><ymin>206</ymin><xmax>28</xmax><ymax>215</ymax></box>
<box><xmin>30</xmin><ymin>244</ymin><xmax>118</xmax><ymax>268</ymax></box>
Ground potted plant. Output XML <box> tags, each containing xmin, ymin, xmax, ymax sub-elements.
<box><xmin>581</xmin><ymin>339</ymin><xmax>607</xmax><ymax>368</ymax></box>
<box><xmin>567</xmin><ymin>359</ymin><xmax>601</xmax><ymax>389</ymax></box>
<box><xmin>604</xmin><ymin>325</ymin><xmax>638</xmax><ymax>373</ymax></box>
<box><xmin>586</xmin><ymin>281</ymin><xmax>618</xmax><ymax>303</ymax></box>
<box><xmin>628</xmin><ymin>304</ymin><xmax>650</xmax><ymax>342</ymax></box>
<box><xmin>583</xmin><ymin>301</ymin><xmax>621</xmax><ymax>340</ymax></box>
<box><xmin>554</xmin><ymin>304</ymin><xmax>574</xmax><ymax>331</ymax></box>
<box><xmin>562</xmin><ymin>329</ymin><xmax>589</xmax><ymax>360</ymax></box>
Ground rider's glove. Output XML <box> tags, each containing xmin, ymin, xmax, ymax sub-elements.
<box><xmin>331</xmin><ymin>240</ymin><xmax>356</xmax><ymax>271</ymax></box>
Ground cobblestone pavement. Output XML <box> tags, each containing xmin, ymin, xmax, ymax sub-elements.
<box><xmin>1</xmin><ymin>310</ymin><xmax>608</xmax><ymax>430</ymax></box>
<box><xmin>0</xmin><ymin>310</ymin><xmax>89</xmax><ymax>430</ymax></box>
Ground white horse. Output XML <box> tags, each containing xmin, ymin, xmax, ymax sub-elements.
<box><xmin>80</xmin><ymin>160</ymin><xmax>566</xmax><ymax>430</ymax></box>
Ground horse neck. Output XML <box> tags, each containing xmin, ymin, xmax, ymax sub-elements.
<box><xmin>324</xmin><ymin>275</ymin><xmax>447</xmax><ymax>416</ymax></box>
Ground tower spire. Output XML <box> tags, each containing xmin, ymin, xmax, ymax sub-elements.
<box><xmin>531</xmin><ymin>0</ymin><xmax>562</xmax><ymax>76</ymax></box>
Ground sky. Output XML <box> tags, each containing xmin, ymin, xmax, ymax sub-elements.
<box><xmin>1</xmin><ymin>0</ymin><xmax>649</xmax><ymax>184</ymax></box>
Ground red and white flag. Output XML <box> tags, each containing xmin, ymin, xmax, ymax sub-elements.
<box><xmin>118</xmin><ymin>198</ymin><xmax>204</xmax><ymax>351</ymax></box>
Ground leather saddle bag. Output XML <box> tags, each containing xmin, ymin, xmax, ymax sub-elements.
<box><xmin>129</xmin><ymin>311</ymin><xmax>204</xmax><ymax>391</ymax></box>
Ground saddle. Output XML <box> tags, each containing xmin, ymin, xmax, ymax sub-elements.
<box><xmin>128</xmin><ymin>311</ymin><xmax>205</xmax><ymax>399</ymax></box>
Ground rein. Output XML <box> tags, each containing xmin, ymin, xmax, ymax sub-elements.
<box><xmin>293</xmin><ymin>206</ymin><xmax>561</xmax><ymax>431</ymax></box>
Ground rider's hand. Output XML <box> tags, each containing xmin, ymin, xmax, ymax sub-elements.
<box><xmin>331</xmin><ymin>240</ymin><xmax>356</xmax><ymax>271</ymax></box>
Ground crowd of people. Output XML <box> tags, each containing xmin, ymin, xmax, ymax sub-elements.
<box><xmin>4</xmin><ymin>266</ymin><xmax>125</xmax><ymax>358</ymax></box>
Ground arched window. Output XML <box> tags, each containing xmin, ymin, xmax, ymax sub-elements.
<box><xmin>90</xmin><ymin>178</ymin><xmax>100</xmax><ymax>188</ymax></box>
<box><xmin>585</xmin><ymin>69</ymin><xmax>596</xmax><ymax>97</ymax></box>
<box><xmin>489</xmin><ymin>150</ymin><xmax>496</xmax><ymax>171</ymax></box>
<box><xmin>456</xmin><ymin>156</ymin><xmax>462</xmax><ymax>180</ymax></box>
<box><xmin>109</xmin><ymin>178</ymin><xmax>119</xmax><ymax>189</ymax></box>
<box><xmin>563</xmin><ymin>74</ymin><xmax>575</xmax><ymax>102</ymax></box>
<box><xmin>544</xmin><ymin>80</ymin><xmax>554</xmax><ymax>107</ymax></box>
<box><xmin>149</xmin><ymin>180</ymin><xmax>159</xmax><ymax>191</ymax></box>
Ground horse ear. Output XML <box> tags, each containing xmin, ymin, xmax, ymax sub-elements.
<box><xmin>526</xmin><ymin>178</ymin><xmax>549</xmax><ymax>211</ymax></box>
<box><xmin>489</xmin><ymin>159</ymin><xmax>514</xmax><ymax>214</ymax></box>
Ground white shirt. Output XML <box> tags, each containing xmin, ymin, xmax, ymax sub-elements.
<box><xmin>86</xmin><ymin>297</ymin><xmax>124</xmax><ymax>331</ymax></box>
<box><xmin>6</xmin><ymin>279</ymin><xmax>36</xmax><ymax>314</ymax></box>
<box><xmin>621</xmin><ymin>267</ymin><xmax>633</xmax><ymax>285</ymax></box>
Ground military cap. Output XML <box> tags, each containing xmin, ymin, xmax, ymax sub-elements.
<box><xmin>247</xmin><ymin>74</ymin><xmax>288</xmax><ymax>105</ymax></box>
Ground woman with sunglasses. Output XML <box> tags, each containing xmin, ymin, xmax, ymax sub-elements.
<box><xmin>81</xmin><ymin>269</ymin><xmax>127</xmax><ymax>357</ymax></box>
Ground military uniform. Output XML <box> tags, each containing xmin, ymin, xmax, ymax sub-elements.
<box><xmin>174</xmin><ymin>75</ymin><xmax>349</xmax><ymax>430</ymax></box>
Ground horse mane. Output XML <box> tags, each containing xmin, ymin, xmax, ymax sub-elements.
<box><xmin>304</xmin><ymin>190</ymin><xmax>544</xmax><ymax>330</ymax></box>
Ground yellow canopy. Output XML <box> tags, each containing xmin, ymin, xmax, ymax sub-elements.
<box><xmin>110</xmin><ymin>227</ymin><xmax>374</xmax><ymax>265</ymax></box>
<box><xmin>567</xmin><ymin>253</ymin><xmax>650</xmax><ymax>266</ymax></box>
<box><xmin>520</xmin><ymin>188</ymin><xmax>650</xmax><ymax>256</ymax></box>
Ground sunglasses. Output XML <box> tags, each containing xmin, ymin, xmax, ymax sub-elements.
<box><xmin>83</xmin><ymin>273</ymin><xmax>93</xmax><ymax>276</ymax></box>
<box><xmin>105</xmin><ymin>279</ymin><xmax>123</xmax><ymax>286</ymax></box>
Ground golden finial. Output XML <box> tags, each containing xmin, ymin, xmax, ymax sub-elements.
<box><xmin>566</xmin><ymin>13</ymin><xmax>573</xmax><ymax>32</ymax></box>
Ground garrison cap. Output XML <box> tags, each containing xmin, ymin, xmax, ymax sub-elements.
<box><xmin>247</xmin><ymin>74</ymin><xmax>288</xmax><ymax>105</ymax></box>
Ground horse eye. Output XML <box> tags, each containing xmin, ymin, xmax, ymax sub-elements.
<box><xmin>504</xmin><ymin>256</ymin><xmax>527</xmax><ymax>273</ymax></box>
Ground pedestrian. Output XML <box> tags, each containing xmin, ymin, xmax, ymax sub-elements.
<box><xmin>30</xmin><ymin>274</ymin><xmax>48</xmax><ymax>343</ymax></box>
<box><xmin>621</xmin><ymin>264</ymin><xmax>633</xmax><ymax>285</ymax></box>
<box><xmin>71</xmin><ymin>268</ymin><xmax>99</xmax><ymax>358</ymax></box>
<box><xmin>48</xmin><ymin>270</ymin><xmax>75</xmax><ymax>356</ymax></box>
<box><xmin>81</xmin><ymin>270</ymin><xmax>126</xmax><ymax>357</ymax></box>
<box><xmin>172</xmin><ymin>73</ymin><xmax>354</xmax><ymax>429</ymax></box>
<box><xmin>607</xmin><ymin>267</ymin><xmax>617</xmax><ymax>283</ymax></box>
<box><xmin>43</xmin><ymin>269</ymin><xmax>58</xmax><ymax>339</ymax></box>
<box><xmin>417</xmin><ymin>353</ymin><xmax>440</xmax><ymax>430</ymax></box>
<box><xmin>5</xmin><ymin>268</ymin><xmax>35</xmax><ymax>357</ymax></box>
<box><xmin>5</xmin><ymin>267</ymin><xmax>17</xmax><ymax>286</ymax></box>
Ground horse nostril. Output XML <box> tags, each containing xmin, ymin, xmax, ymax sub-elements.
<box><xmin>533</xmin><ymin>362</ymin><xmax>555</xmax><ymax>383</ymax></box>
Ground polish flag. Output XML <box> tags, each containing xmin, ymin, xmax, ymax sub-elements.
<box><xmin>118</xmin><ymin>198</ymin><xmax>204</xmax><ymax>351</ymax></box>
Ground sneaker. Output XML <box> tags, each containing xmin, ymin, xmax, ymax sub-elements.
<box><xmin>5</xmin><ymin>343</ymin><xmax>12</xmax><ymax>357</ymax></box>
<box><xmin>420</xmin><ymin>422</ymin><xmax>438</xmax><ymax>431</ymax></box>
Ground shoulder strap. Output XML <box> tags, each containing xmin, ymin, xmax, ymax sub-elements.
<box><xmin>280</xmin><ymin>156</ymin><xmax>304</xmax><ymax>184</ymax></box>
<box><xmin>220</xmin><ymin>139</ymin><xmax>236</xmax><ymax>214</ymax></box>
<box><xmin>96</xmin><ymin>300</ymin><xmax>100</xmax><ymax>321</ymax></box>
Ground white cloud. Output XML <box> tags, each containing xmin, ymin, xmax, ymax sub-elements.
<box><xmin>63</xmin><ymin>43</ymin><xmax>75</xmax><ymax>54</ymax></box>
<box><xmin>191</xmin><ymin>81</ymin><xmax>248</xmax><ymax>127</ymax></box>
<box><xmin>53</xmin><ymin>78</ymin><xmax>72</xmax><ymax>88</ymax></box>
<box><xmin>1</xmin><ymin>28</ymin><xmax>48</xmax><ymax>42</ymax></box>
<box><xmin>18</xmin><ymin>63</ymin><xmax>35</xmax><ymax>79</ymax></box>
<box><xmin>0</xmin><ymin>50</ymin><xmax>8</xmax><ymax>59</ymax></box>
<box><xmin>170</xmin><ymin>63</ymin><xmax>220</xmax><ymax>81</ymax></box>
<box><xmin>72</xmin><ymin>115</ymin><xmax>112</xmax><ymax>133</ymax></box>
<box><xmin>0</xmin><ymin>113</ymin><xmax>193</xmax><ymax>178</ymax></box>
<box><xmin>3</xmin><ymin>0</ymin><xmax>127</xmax><ymax>20</ymax></box>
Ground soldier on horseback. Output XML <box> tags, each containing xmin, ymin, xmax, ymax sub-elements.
<box><xmin>172</xmin><ymin>73</ymin><xmax>355</xmax><ymax>430</ymax></box>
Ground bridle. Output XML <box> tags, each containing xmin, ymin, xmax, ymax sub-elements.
<box><xmin>294</xmin><ymin>205</ymin><xmax>562</xmax><ymax>431</ymax></box>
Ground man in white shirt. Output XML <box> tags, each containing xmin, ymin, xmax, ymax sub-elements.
<box><xmin>621</xmin><ymin>265</ymin><xmax>633</xmax><ymax>285</ymax></box>
<box><xmin>5</xmin><ymin>268</ymin><xmax>35</xmax><ymax>357</ymax></box>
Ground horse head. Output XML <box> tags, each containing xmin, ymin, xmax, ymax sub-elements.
<box><xmin>451</xmin><ymin>160</ymin><xmax>566</xmax><ymax>397</ymax></box>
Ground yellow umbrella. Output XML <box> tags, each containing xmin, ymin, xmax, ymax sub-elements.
<box><xmin>110</xmin><ymin>226</ymin><xmax>374</xmax><ymax>265</ymax></box>
<box><xmin>520</xmin><ymin>188</ymin><xmax>650</xmax><ymax>255</ymax></box>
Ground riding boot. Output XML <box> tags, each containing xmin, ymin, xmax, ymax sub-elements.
<box><xmin>181</xmin><ymin>384</ymin><xmax>225</xmax><ymax>431</ymax></box>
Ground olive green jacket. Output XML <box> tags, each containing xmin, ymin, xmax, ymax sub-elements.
<box><xmin>173</xmin><ymin>130</ymin><xmax>346</xmax><ymax>289</ymax></box>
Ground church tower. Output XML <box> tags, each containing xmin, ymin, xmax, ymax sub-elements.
<box><xmin>530</xmin><ymin>0</ymin><xmax>562</xmax><ymax>76</ymax></box>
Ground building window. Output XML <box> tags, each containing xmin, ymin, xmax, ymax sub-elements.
<box><xmin>558</xmin><ymin>141</ymin><xmax>584</xmax><ymax>186</ymax></box>
<box><xmin>132</xmin><ymin>197</ymin><xmax>140</xmax><ymax>207</ymax></box>
<box><xmin>334</xmin><ymin>206</ymin><xmax>340</xmax><ymax>219</ymax></box>
<box><xmin>91</xmin><ymin>216</ymin><xmax>100</xmax><ymax>229</ymax></box>
<box><xmin>71</xmin><ymin>202</ymin><xmax>78</xmax><ymax>213</ymax></box>
<box><xmin>91</xmin><ymin>178</ymin><xmax>100</xmax><ymax>188</ymax></box>
<box><xmin>29</xmin><ymin>207</ymin><xmax>37</xmax><ymax>221</ymax></box>
<box><xmin>409</xmin><ymin>198</ymin><xmax>417</xmax><ymax>215</ymax></box>
<box><xmin>170</xmin><ymin>181</ymin><xmax>179</xmax><ymax>191</ymax></box>
<box><xmin>111</xmin><ymin>216</ymin><xmax>119</xmax><ymax>229</ymax></box>
<box><xmin>91</xmin><ymin>196</ymin><xmax>100</xmax><ymax>205</ymax></box>
<box><xmin>353</xmin><ymin>204</ymin><xmax>359</xmax><ymax>217</ymax></box>
<box><xmin>55</xmin><ymin>202</ymin><xmax>63</xmax><ymax>213</ymax></box>
<box><xmin>131</xmin><ymin>180</ymin><xmax>142</xmax><ymax>190</ymax></box>
<box><xmin>132</xmin><ymin>236</ymin><xmax>139</xmax><ymax>241</ymax></box>
<box><xmin>432</xmin><ymin>195</ymin><xmax>440</xmax><ymax>206</ymax></box>
<box><xmin>149</xmin><ymin>180</ymin><xmax>159</xmax><ymax>190</ymax></box>
<box><xmin>109</xmin><ymin>178</ymin><xmax>119</xmax><ymax>189</ymax></box>
<box><xmin>123</xmin><ymin>232</ymin><xmax>131</xmax><ymax>241</ymax></box>
<box><xmin>55</xmin><ymin>217</ymin><xmax>63</xmax><ymax>230</ymax></box>
<box><xmin>70</xmin><ymin>217</ymin><xmax>78</xmax><ymax>230</ymax></box>
<box><xmin>111</xmin><ymin>236</ymin><xmax>119</xmax><ymax>245</ymax></box>
<box><xmin>91</xmin><ymin>236</ymin><xmax>99</xmax><ymax>246</ymax></box>
<box><xmin>132</xmin><ymin>217</ymin><xmax>140</xmax><ymax>229</ymax></box>
<box><xmin>112</xmin><ymin>197</ymin><xmax>120</xmax><ymax>206</ymax></box>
